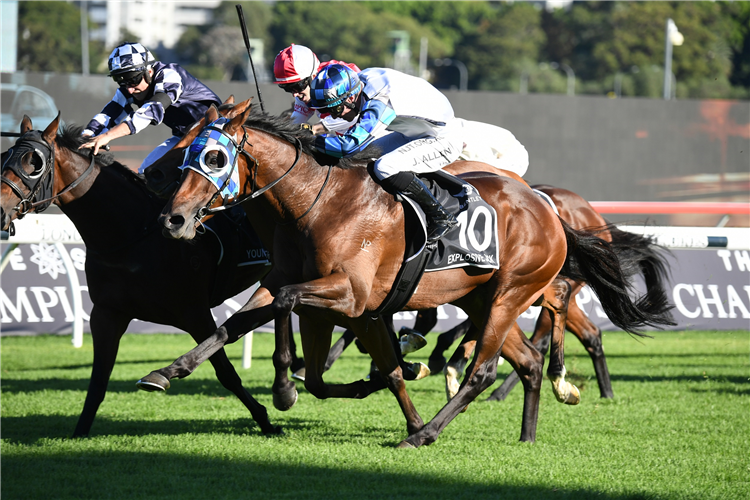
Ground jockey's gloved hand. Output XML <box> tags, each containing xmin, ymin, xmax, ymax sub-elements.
<box><xmin>300</xmin><ymin>123</ymin><xmax>313</xmax><ymax>134</ymax></box>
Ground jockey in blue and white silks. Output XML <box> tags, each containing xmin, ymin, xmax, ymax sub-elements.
<box><xmin>308</xmin><ymin>65</ymin><xmax>465</xmax><ymax>242</ymax></box>
<box><xmin>82</xmin><ymin>42</ymin><xmax>221</xmax><ymax>173</ymax></box>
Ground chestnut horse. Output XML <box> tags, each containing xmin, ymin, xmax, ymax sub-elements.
<box><xmin>0</xmin><ymin>115</ymin><xmax>280</xmax><ymax>437</ymax></box>
<box><xmin>139</xmin><ymin>99</ymin><xmax>673</xmax><ymax>447</ymax></box>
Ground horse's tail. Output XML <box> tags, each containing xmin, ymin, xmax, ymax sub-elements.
<box><xmin>607</xmin><ymin>226</ymin><xmax>675</xmax><ymax>324</ymax></box>
<box><xmin>558</xmin><ymin>218</ymin><xmax>676</xmax><ymax>335</ymax></box>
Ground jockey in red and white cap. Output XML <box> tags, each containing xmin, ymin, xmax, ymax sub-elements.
<box><xmin>273</xmin><ymin>44</ymin><xmax>361</xmax><ymax>133</ymax></box>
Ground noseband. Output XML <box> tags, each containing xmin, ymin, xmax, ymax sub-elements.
<box><xmin>1</xmin><ymin>130</ymin><xmax>98</xmax><ymax>219</ymax></box>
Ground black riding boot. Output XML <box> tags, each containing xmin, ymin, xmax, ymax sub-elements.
<box><xmin>402</xmin><ymin>177</ymin><xmax>458</xmax><ymax>242</ymax></box>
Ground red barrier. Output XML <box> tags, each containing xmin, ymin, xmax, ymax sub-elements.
<box><xmin>589</xmin><ymin>201</ymin><xmax>749</xmax><ymax>215</ymax></box>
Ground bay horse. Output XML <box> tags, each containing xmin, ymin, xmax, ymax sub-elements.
<box><xmin>0</xmin><ymin>114</ymin><xmax>281</xmax><ymax>437</ymax></box>
<box><xmin>140</xmin><ymin>99</ymin><xmax>673</xmax><ymax>447</ymax></box>
<box><xmin>142</xmin><ymin>108</ymin><xmax>671</xmax><ymax>401</ymax></box>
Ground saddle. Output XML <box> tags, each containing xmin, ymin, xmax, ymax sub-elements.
<box><xmin>372</xmin><ymin>170</ymin><xmax>500</xmax><ymax>317</ymax></box>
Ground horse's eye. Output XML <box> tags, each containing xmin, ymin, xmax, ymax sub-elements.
<box><xmin>26</xmin><ymin>152</ymin><xmax>43</xmax><ymax>174</ymax></box>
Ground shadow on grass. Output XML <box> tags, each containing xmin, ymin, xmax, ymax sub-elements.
<box><xmin>0</xmin><ymin>413</ymin><xmax>316</xmax><ymax>444</ymax></box>
<box><xmin>0</xmin><ymin>376</ymin><xmax>276</xmax><ymax>397</ymax></box>
<box><xmin>0</xmin><ymin>448</ymin><xmax>678</xmax><ymax>500</ymax></box>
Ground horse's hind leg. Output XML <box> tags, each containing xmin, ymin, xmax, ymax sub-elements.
<box><xmin>567</xmin><ymin>289</ymin><xmax>613</xmax><ymax>398</ymax></box>
<box><xmin>496</xmin><ymin>323</ymin><xmax>544</xmax><ymax>442</ymax></box>
<box><xmin>73</xmin><ymin>306</ymin><xmax>129</xmax><ymax>438</ymax></box>
<box><xmin>487</xmin><ymin>308</ymin><xmax>553</xmax><ymax>402</ymax></box>
<box><xmin>541</xmin><ymin>278</ymin><xmax>580</xmax><ymax>405</ymax></box>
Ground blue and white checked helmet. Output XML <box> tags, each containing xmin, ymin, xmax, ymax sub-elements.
<box><xmin>308</xmin><ymin>64</ymin><xmax>363</xmax><ymax>110</ymax></box>
<box><xmin>107</xmin><ymin>42</ymin><xmax>156</xmax><ymax>76</ymax></box>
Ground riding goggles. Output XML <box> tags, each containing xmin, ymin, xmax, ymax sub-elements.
<box><xmin>113</xmin><ymin>70</ymin><xmax>145</xmax><ymax>88</ymax></box>
<box><xmin>180</xmin><ymin>118</ymin><xmax>240</xmax><ymax>200</ymax></box>
<box><xmin>279</xmin><ymin>77</ymin><xmax>311</xmax><ymax>94</ymax></box>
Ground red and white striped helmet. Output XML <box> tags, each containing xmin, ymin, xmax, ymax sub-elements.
<box><xmin>273</xmin><ymin>44</ymin><xmax>320</xmax><ymax>84</ymax></box>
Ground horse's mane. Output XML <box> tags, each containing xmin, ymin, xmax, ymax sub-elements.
<box><xmin>56</xmin><ymin>125</ymin><xmax>146</xmax><ymax>184</ymax></box>
<box><xmin>243</xmin><ymin>106</ymin><xmax>380</xmax><ymax>169</ymax></box>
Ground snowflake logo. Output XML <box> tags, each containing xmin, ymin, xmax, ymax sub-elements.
<box><xmin>29</xmin><ymin>242</ymin><xmax>67</xmax><ymax>279</ymax></box>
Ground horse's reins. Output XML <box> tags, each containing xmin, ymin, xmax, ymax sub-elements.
<box><xmin>195</xmin><ymin>126</ymin><xmax>332</xmax><ymax>226</ymax></box>
<box><xmin>1</xmin><ymin>132</ymin><xmax>99</xmax><ymax>219</ymax></box>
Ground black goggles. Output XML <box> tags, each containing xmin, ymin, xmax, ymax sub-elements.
<box><xmin>113</xmin><ymin>71</ymin><xmax>145</xmax><ymax>87</ymax></box>
<box><xmin>278</xmin><ymin>77</ymin><xmax>311</xmax><ymax>94</ymax></box>
<box><xmin>319</xmin><ymin>103</ymin><xmax>346</xmax><ymax>118</ymax></box>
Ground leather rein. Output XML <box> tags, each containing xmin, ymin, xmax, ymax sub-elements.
<box><xmin>194</xmin><ymin>126</ymin><xmax>332</xmax><ymax>227</ymax></box>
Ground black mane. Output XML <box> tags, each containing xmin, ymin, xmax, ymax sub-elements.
<box><xmin>57</xmin><ymin>125</ymin><xmax>146</xmax><ymax>184</ymax></box>
<box><xmin>243</xmin><ymin>106</ymin><xmax>380</xmax><ymax>169</ymax></box>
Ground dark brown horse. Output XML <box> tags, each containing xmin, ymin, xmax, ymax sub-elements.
<box><xmin>139</xmin><ymin>99</ymin><xmax>673</xmax><ymax>447</ymax></box>
<box><xmin>0</xmin><ymin>115</ymin><xmax>281</xmax><ymax>437</ymax></box>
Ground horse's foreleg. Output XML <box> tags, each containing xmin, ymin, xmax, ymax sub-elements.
<box><xmin>73</xmin><ymin>306</ymin><xmax>129</xmax><ymax>438</ymax></box>
<box><xmin>495</xmin><ymin>323</ymin><xmax>544</xmax><ymax>442</ymax></box>
<box><xmin>567</xmin><ymin>291</ymin><xmax>613</xmax><ymax>398</ymax></box>
<box><xmin>298</xmin><ymin>315</ymin><xmax>389</xmax><ymax>400</ymax></box>
<box><xmin>541</xmin><ymin>279</ymin><xmax>580</xmax><ymax>405</ymax></box>
<box><xmin>270</xmin><ymin>273</ymin><xmax>367</xmax><ymax>411</ymax></box>
<box><xmin>194</xmin><ymin>306</ymin><xmax>280</xmax><ymax>435</ymax></box>
<box><xmin>136</xmin><ymin>287</ymin><xmax>274</xmax><ymax>391</ymax></box>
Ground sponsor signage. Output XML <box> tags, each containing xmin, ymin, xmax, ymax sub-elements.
<box><xmin>1</xmin><ymin>242</ymin><xmax>748</xmax><ymax>336</ymax></box>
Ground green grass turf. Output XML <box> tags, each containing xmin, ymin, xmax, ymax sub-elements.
<box><xmin>2</xmin><ymin>330</ymin><xmax>748</xmax><ymax>500</ymax></box>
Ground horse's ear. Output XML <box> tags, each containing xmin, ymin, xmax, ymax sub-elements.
<box><xmin>205</xmin><ymin>104</ymin><xmax>219</xmax><ymax>124</ymax></box>
<box><xmin>20</xmin><ymin>115</ymin><xmax>33</xmax><ymax>134</ymax></box>
<box><xmin>42</xmin><ymin>112</ymin><xmax>61</xmax><ymax>144</ymax></box>
<box><xmin>224</xmin><ymin>97</ymin><xmax>253</xmax><ymax>120</ymax></box>
<box><xmin>223</xmin><ymin>95</ymin><xmax>235</xmax><ymax>105</ymax></box>
<box><xmin>225</xmin><ymin>99</ymin><xmax>253</xmax><ymax>136</ymax></box>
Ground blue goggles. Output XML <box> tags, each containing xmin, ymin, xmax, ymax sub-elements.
<box><xmin>180</xmin><ymin>118</ymin><xmax>241</xmax><ymax>200</ymax></box>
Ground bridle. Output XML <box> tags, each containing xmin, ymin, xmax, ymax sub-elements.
<box><xmin>1</xmin><ymin>130</ymin><xmax>98</xmax><ymax>220</ymax></box>
<box><xmin>186</xmin><ymin>120</ymin><xmax>331</xmax><ymax>227</ymax></box>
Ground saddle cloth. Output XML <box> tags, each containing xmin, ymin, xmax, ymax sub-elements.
<box><xmin>411</xmin><ymin>171</ymin><xmax>500</xmax><ymax>272</ymax></box>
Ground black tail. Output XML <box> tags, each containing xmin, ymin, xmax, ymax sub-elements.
<box><xmin>559</xmin><ymin>219</ymin><xmax>675</xmax><ymax>335</ymax></box>
<box><xmin>608</xmin><ymin>226</ymin><xmax>675</xmax><ymax>325</ymax></box>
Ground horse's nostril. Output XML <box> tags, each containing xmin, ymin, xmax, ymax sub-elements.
<box><xmin>169</xmin><ymin>215</ymin><xmax>185</xmax><ymax>227</ymax></box>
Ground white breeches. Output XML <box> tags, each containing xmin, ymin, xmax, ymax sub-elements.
<box><xmin>457</xmin><ymin>120</ymin><xmax>529</xmax><ymax>177</ymax></box>
<box><xmin>370</xmin><ymin>119</ymin><xmax>529</xmax><ymax>181</ymax></box>
<box><xmin>140</xmin><ymin>135</ymin><xmax>181</xmax><ymax>174</ymax></box>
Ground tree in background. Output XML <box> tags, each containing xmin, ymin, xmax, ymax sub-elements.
<box><xmin>17</xmin><ymin>1</ymin><xmax>107</xmax><ymax>74</ymax></box>
<box><xmin>174</xmin><ymin>1</ymin><xmax>272</xmax><ymax>81</ymax></box>
<box><xmin>456</xmin><ymin>2</ymin><xmax>547</xmax><ymax>92</ymax></box>
<box><xmin>270</xmin><ymin>1</ymin><xmax>448</xmax><ymax>72</ymax></box>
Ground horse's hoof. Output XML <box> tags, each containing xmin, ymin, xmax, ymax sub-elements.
<box><xmin>291</xmin><ymin>367</ymin><xmax>306</xmax><ymax>382</ymax></box>
<box><xmin>397</xmin><ymin>439</ymin><xmax>417</xmax><ymax>449</ymax></box>
<box><xmin>399</xmin><ymin>330</ymin><xmax>428</xmax><ymax>355</ymax></box>
<box><xmin>136</xmin><ymin>372</ymin><xmax>170</xmax><ymax>392</ymax></box>
<box><xmin>565</xmin><ymin>385</ymin><xmax>581</xmax><ymax>405</ymax></box>
<box><xmin>408</xmin><ymin>362</ymin><xmax>431</xmax><ymax>380</ymax></box>
<box><xmin>273</xmin><ymin>388</ymin><xmax>298</xmax><ymax>411</ymax></box>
